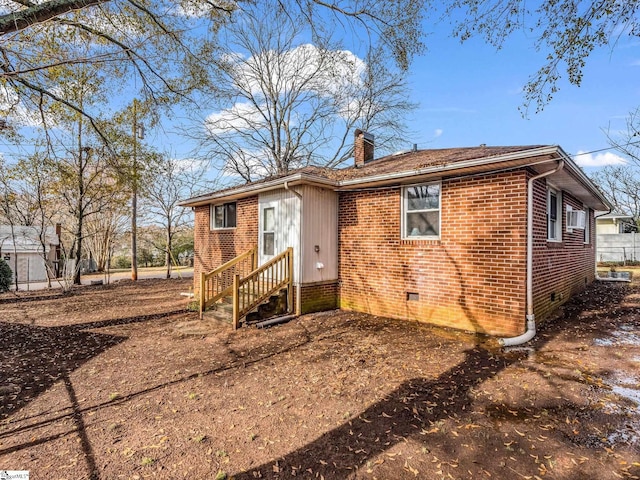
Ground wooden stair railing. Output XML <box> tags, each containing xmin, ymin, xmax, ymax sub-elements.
<box><xmin>199</xmin><ymin>247</ymin><xmax>257</xmax><ymax>319</ymax></box>
<box><xmin>232</xmin><ymin>247</ymin><xmax>294</xmax><ymax>329</ymax></box>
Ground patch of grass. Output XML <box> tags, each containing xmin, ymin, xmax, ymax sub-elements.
<box><xmin>215</xmin><ymin>449</ymin><xmax>228</xmax><ymax>458</ymax></box>
<box><xmin>187</xmin><ymin>300</ymin><xmax>199</xmax><ymax>312</ymax></box>
<box><xmin>107</xmin><ymin>422</ymin><xmax>121</xmax><ymax>432</ymax></box>
<box><xmin>192</xmin><ymin>434</ymin><xmax>207</xmax><ymax>443</ymax></box>
<box><xmin>187</xmin><ymin>392</ymin><xmax>199</xmax><ymax>400</ymax></box>
<box><xmin>141</xmin><ymin>457</ymin><xmax>154</xmax><ymax>466</ymax></box>
<box><xmin>214</xmin><ymin>471</ymin><xmax>227</xmax><ymax>480</ymax></box>
<box><xmin>108</xmin><ymin>392</ymin><xmax>120</xmax><ymax>401</ymax></box>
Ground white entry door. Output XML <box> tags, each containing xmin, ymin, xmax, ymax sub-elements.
<box><xmin>259</xmin><ymin>200</ymin><xmax>279</xmax><ymax>266</ymax></box>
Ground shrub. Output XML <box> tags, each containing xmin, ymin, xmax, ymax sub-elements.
<box><xmin>0</xmin><ymin>259</ymin><xmax>12</xmax><ymax>292</ymax></box>
<box><xmin>112</xmin><ymin>256</ymin><xmax>131</xmax><ymax>269</ymax></box>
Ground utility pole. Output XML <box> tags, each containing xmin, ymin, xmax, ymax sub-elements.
<box><xmin>131</xmin><ymin>99</ymin><xmax>140</xmax><ymax>281</ymax></box>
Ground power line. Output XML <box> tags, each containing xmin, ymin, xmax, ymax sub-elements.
<box><xmin>567</xmin><ymin>139</ymin><xmax>640</xmax><ymax>158</ymax></box>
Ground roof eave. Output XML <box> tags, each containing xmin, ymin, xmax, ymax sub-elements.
<box><xmin>179</xmin><ymin>172</ymin><xmax>338</xmax><ymax>207</ymax></box>
<box><xmin>336</xmin><ymin>146</ymin><xmax>562</xmax><ymax>189</ymax></box>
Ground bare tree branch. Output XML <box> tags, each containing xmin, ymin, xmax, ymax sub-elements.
<box><xmin>0</xmin><ymin>0</ymin><xmax>107</xmax><ymax>35</ymax></box>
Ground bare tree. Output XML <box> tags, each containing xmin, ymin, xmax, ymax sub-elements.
<box><xmin>142</xmin><ymin>155</ymin><xmax>206</xmax><ymax>278</ymax></box>
<box><xmin>0</xmin><ymin>153</ymin><xmax>59</xmax><ymax>286</ymax></box>
<box><xmin>0</xmin><ymin>0</ymin><xmax>424</xmax><ymax>142</ymax></box>
<box><xmin>590</xmin><ymin>166</ymin><xmax>640</xmax><ymax>224</ymax></box>
<box><xmin>83</xmin><ymin>195</ymin><xmax>129</xmax><ymax>272</ymax></box>
<box><xmin>193</xmin><ymin>5</ymin><xmax>415</xmax><ymax>181</ymax></box>
<box><xmin>595</xmin><ymin>108</ymin><xmax>640</xmax><ymax>227</ymax></box>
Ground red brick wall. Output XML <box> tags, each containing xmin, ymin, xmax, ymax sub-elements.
<box><xmin>300</xmin><ymin>281</ymin><xmax>339</xmax><ymax>314</ymax></box>
<box><xmin>531</xmin><ymin>177</ymin><xmax>595</xmax><ymax>321</ymax></box>
<box><xmin>193</xmin><ymin>196</ymin><xmax>259</xmax><ymax>292</ymax></box>
<box><xmin>338</xmin><ymin>171</ymin><xmax>529</xmax><ymax>336</ymax></box>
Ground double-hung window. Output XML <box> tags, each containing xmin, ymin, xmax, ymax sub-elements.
<box><xmin>211</xmin><ymin>202</ymin><xmax>237</xmax><ymax>229</ymax></box>
<box><xmin>547</xmin><ymin>187</ymin><xmax>561</xmax><ymax>241</ymax></box>
<box><xmin>403</xmin><ymin>182</ymin><xmax>440</xmax><ymax>239</ymax></box>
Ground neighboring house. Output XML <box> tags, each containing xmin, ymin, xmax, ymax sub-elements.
<box><xmin>595</xmin><ymin>212</ymin><xmax>639</xmax><ymax>263</ymax></box>
<box><xmin>181</xmin><ymin>132</ymin><xmax>609</xmax><ymax>338</ymax></box>
<box><xmin>0</xmin><ymin>225</ymin><xmax>61</xmax><ymax>283</ymax></box>
<box><xmin>595</xmin><ymin>212</ymin><xmax>637</xmax><ymax>235</ymax></box>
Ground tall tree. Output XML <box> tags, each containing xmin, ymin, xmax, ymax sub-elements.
<box><xmin>0</xmin><ymin>1</ymin><xmax>423</xmax><ymax>141</ymax></box>
<box><xmin>590</xmin><ymin>165</ymin><xmax>640</xmax><ymax>225</ymax></box>
<box><xmin>441</xmin><ymin>0</ymin><xmax>640</xmax><ymax>112</ymax></box>
<box><xmin>595</xmin><ymin>107</ymin><xmax>640</xmax><ymax>227</ymax></box>
<box><xmin>193</xmin><ymin>4</ymin><xmax>415</xmax><ymax>181</ymax></box>
<box><xmin>0</xmin><ymin>153</ymin><xmax>58</xmax><ymax>286</ymax></box>
<box><xmin>142</xmin><ymin>156</ymin><xmax>205</xmax><ymax>278</ymax></box>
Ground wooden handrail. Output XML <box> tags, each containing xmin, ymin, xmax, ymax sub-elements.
<box><xmin>232</xmin><ymin>247</ymin><xmax>293</xmax><ymax>329</ymax></box>
<box><xmin>199</xmin><ymin>246</ymin><xmax>257</xmax><ymax>318</ymax></box>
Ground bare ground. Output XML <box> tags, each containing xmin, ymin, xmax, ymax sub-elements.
<box><xmin>0</xmin><ymin>277</ymin><xmax>639</xmax><ymax>479</ymax></box>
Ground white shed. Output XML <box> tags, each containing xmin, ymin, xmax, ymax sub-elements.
<box><xmin>0</xmin><ymin>225</ymin><xmax>60</xmax><ymax>283</ymax></box>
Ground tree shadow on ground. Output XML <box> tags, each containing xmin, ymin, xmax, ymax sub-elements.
<box><xmin>233</xmin><ymin>344</ymin><xmax>525</xmax><ymax>479</ymax></box>
<box><xmin>0</xmin><ymin>310</ymin><xmax>183</xmax><ymax>420</ymax></box>
<box><xmin>233</xmin><ymin>280</ymin><xmax>635</xmax><ymax>479</ymax></box>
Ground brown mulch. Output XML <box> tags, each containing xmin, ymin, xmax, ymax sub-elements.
<box><xmin>1</xmin><ymin>277</ymin><xmax>639</xmax><ymax>479</ymax></box>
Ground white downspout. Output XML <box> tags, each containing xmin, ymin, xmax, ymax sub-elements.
<box><xmin>284</xmin><ymin>182</ymin><xmax>303</xmax><ymax>315</ymax></box>
<box><xmin>500</xmin><ymin>160</ymin><xmax>565</xmax><ymax>347</ymax></box>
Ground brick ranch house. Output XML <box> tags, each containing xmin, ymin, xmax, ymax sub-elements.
<box><xmin>181</xmin><ymin>132</ymin><xmax>610</xmax><ymax>342</ymax></box>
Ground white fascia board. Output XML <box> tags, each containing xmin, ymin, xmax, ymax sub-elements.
<box><xmin>179</xmin><ymin>173</ymin><xmax>337</xmax><ymax>207</ymax></box>
<box><xmin>336</xmin><ymin>146</ymin><xmax>561</xmax><ymax>188</ymax></box>
<box><xmin>557</xmin><ymin>147</ymin><xmax>612</xmax><ymax>211</ymax></box>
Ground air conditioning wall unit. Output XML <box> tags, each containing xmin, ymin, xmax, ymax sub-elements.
<box><xmin>566</xmin><ymin>206</ymin><xmax>586</xmax><ymax>230</ymax></box>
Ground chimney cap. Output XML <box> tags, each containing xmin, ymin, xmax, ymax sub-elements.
<box><xmin>354</xmin><ymin>129</ymin><xmax>375</xmax><ymax>142</ymax></box>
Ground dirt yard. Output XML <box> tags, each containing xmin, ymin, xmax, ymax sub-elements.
<box><xmin>1</xmin><ymin>276</ymin><xmax>639</xmax><ymax>479</ymax></box>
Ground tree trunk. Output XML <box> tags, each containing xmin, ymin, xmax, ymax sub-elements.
<box><xmin>165</xmin><ymin>222</ymin><xmax>171</xmax><ymax>279</ymax></box>
<box><xmin>131</xmin><ymin>99</ymin><xmax>138</xmax><ymax>281</ymax></box>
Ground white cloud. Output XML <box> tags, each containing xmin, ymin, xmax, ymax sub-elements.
<box><xmin>574</xmin><ymin>150</ymin><xmax>628</xmax><ymax>167</ymax></box>
<box><xmin>172</xmin><ymin>157</ymin><xmax>208</xmax><ymax>173</ymax></box>
<box><xmin>207</xmin><ymin>44</ymin><xmax>369</xmax><ymax>132</ymax></box>
<box><xmin>433</xmin><ymin>128</ymin><xmax>443</xmax><ymax>138</ymax></box>
<box><xmin>205</xmin><ymin>102</ymin><xmax>266</xmax><ymax>135</ymax></box>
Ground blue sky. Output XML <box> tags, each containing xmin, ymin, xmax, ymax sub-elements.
<box><xmin>403</xmin><ymin>17</ymin><xmax>637</xmax><ymax>172</ymax></box>
<box><xmin>1</xmin><ymin>8</ymin><xmax>637</xmax><ymax>176</ymax></box>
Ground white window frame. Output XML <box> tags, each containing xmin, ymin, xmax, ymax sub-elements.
<box><xmin>401</xmin><ymin>181</ymin><xmax>441</xmax><ymax>240</ymax></box>
<box><xmin>210</xmin><ymin>202</ymin><xmax>237</xmax><ymax>230</ymax></box>
<box><xmin>583</xmin><ymin>207</ymin><xmax>590</xmax><ymax>244</ymax></box>
<box><xmin>547</xmin><ymin>187</ymin><xmax>562</xmax><ymax>242</ymax></box>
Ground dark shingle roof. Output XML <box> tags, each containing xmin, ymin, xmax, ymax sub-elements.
<box><xmin>182</xmin><ymin>145</ymin><xmax>548</xmax><ymax>205</ymax></box>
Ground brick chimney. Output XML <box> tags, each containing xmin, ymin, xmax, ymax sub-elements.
<box><xmin>354</xmin><ymin>129</ymin><xmax>374</xmax><ymax>167</ymax></box>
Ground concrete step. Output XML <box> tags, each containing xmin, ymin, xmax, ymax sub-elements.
<box><xmin>205</xmin><ymin>302</ymin><xmax>233</xmax><ymax>323</ymax></box>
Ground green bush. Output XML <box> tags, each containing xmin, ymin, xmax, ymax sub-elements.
<box><xmin>112</xmin><ymin>256</ymin><xmax>131</xmax><ymax>269</ymax></box>
<box><xmin>0</xmin><ymin>259</ymin><xmax>12</xmax><ymax>292</ymax></box>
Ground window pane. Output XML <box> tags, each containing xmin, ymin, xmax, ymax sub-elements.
<box><xmin>549</xmin><ymin>219</ymin><xmax>557</xmax><ymax>239</ymax></box>
<box><xmin>226</xmin><ymin>203</ymin><xmax>237</xmax><ymax>228</ymax></box>
<box><xmin>263</xmin><ymin>207</ymin><xmax>275</xmax><ymax>231</ymax></box>
<box><xmin>549</xmin><ymin>192</ymin><xmax>557</xmax><ymax>220</ymax></box>
<box><xmin>214</xmin><ymin>205</ymin><xmax>224</xmax><ymax>228</ymax></box>
<box><xmin>263</xmin><ymin>232</ymin><xmax>275</xmax><ymax>256</ymax></box>
<box><xmin>406</xmin><ymin>211</ymin><xmax>439</xmax><ymax>237</ymax></box>
<box><xmin>407</xmin><ymin>184</ymin><xmax>440</xmax><ymax>211</ymax></box>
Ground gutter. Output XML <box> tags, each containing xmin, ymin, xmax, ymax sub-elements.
<box><xmin>180</xmin><ymin>173</ymin><xmax>336</xmax><ymax>207</ymax></box>
<box><xmin>499</xmin><ymin>160</ymin><xmax>565</xmax><ymax>347</ymax></box>
<box><xmin>337</xmin><ymin>146</ymin><xmax>561</xmax><ymax>188</ymax></box>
